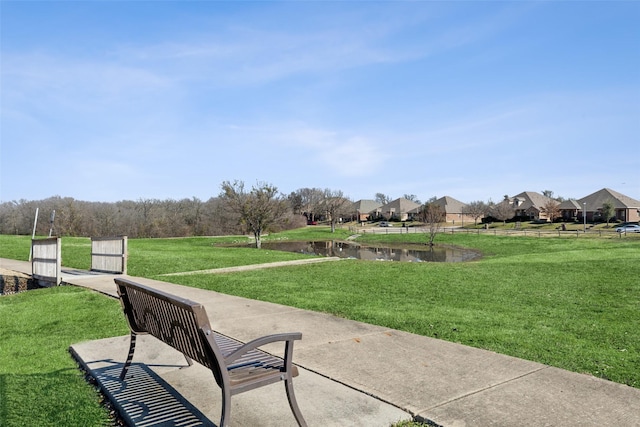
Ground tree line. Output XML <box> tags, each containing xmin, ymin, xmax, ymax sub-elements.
<box><xmin>2</xmin><ymin>184</ymin><xmax>586</xmax><ymax>244</ymax></box>
<box><xmin>0</xmin><ymin>196</ymin><xmax>228</xmax><ymax>238</ymax></box>
<box><xmin>0</xmin><ymin>183</ymin><xmax>353</xmax><ymax>241</ymax></box>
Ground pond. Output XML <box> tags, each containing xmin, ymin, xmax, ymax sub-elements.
<box><xmin>259</xmin><ymin>240</ymin><xmax>481</xmax><ymax>263</ymax></box>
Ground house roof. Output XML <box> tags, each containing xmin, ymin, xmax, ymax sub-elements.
<box><xmin>352</xmin><ymin>199</ymin><xmax>382</xmax><ymax>213</ymax></box>
<box><xmin>558</xmin><ymin>199</ymin><xmax>582</xmax><ymax>210</ymax></box>
<box><xmin>510</xmin><ymin>191</ymin><xmax>554</xmax><ymax>211</ymax></box>
<box><xmin>379</xmin><ymin>198</ymin><xmax>421</xmax><ymax>214</ymax></box>
<box><xmin>433</xmin><ymin>196</ymin><xmax>467</xmax><ymax>214</ymax></box>
<box><xmin>578</xmin><ymin>188</ymin><xmax>640</xmax><ymax>210</ymax></box>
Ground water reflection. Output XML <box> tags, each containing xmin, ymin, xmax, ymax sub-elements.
<box><xmin>260</xmin><ymin>241</ymin><xmax>480</xmax><ymax>263</ymax></box>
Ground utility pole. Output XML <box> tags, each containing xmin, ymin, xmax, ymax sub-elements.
<box><xmin>28</xmin><ymin>208</ymin><xmax>39</xmax><ymax>261</ymax></box>
<box><xmin>49</xmin><ymin>210</ymin><xmax>56</xmax><ymax>237</ymax></box>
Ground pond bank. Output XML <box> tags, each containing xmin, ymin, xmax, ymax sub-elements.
<box><xmin>256</xmin><ymin>240</ymin><xmax>482</xmax><ymax>262</ymax></box>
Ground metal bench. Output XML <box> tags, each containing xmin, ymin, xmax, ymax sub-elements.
<box><xmin>115</xmin><ymin>277</ymin><xmax>307</xmax><ymax>427</ymax></box>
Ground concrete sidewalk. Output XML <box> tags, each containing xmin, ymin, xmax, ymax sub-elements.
<box><xmin>2</xmin><ymin>257</ymin><xmax>640</xmax><ymax>426</ymax></box>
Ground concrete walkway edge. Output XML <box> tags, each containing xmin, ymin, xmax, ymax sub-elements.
<box><xmin>159</xmin><ymin>256</ymin><xmax>342</xmax><ymax>276</ymax></box>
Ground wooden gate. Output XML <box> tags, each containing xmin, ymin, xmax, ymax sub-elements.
<box><xmin>91</xmin><ymin>236</ymin><xmax>127</xmax><ymax>274</ymax></box>
<box><xmin>31</xmin><ymin>237</ymin><xmax>61</xmax><ymax>286</ymax></box>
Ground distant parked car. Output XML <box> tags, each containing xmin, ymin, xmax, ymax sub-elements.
<box><xmin>615</xmin><ymin>224</ymin><xmax>640</xmax><ymax>233</ymax></box>
<box><xmin>379</xmin><ymin>221</ymin><xmax>393</xmax><ymax>227</ymax></box>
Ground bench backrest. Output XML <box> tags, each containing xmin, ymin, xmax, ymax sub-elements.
<box><xmin>115</xmin><ymin>278</ymin><xmax>223</xmax><ymax>381</ymax></box>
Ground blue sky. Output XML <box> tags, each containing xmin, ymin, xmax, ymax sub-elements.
<box><xmin>2</xmin><ymin>1</ymin><xmax>639</xmax><ymax>204</ymax></box>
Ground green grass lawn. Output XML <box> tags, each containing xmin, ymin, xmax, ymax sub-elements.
<box><xmin>0</xmin><ymin>286</ymin><xmax>128</xmax><ymax>426</ymax></box>
<box><xmin>0</xmin><ymin>234</ymin><xmax>326</xmax><ymax>275</ymax></box>
<box><xmin>0</xmin><ymin>227</ymin><xmax>638</xmax><ymax>426</ymax></box>
<box><xmin>157</xmin><ymin>232</ymin><xmax>639</xmax><ymax>388</ymax></box>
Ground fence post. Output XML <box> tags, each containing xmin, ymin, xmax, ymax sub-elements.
<box><xmin>91</xmin><ymin>236</ymin><xmax>128</xmax><ymax>274</ymax></box>
<box><xmin>31</xmin><ymin>237</ymin><xmax>61</xmax><ymax>287</ymax></box>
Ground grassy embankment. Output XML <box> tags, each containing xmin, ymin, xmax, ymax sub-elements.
<box><xmin>1</xmin><ymin>227</ymin><xmax>638</xmax><ymax>425</ymax></box>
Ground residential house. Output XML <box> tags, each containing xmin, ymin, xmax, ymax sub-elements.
<box><xmin>351</xmin><ymin>199</ymin><xmax>382</xmax><ymax>222</ymax></box>
<box><xmin>558</xmin><ymin>199</ymin><xmax>583</xmax><ymax>221</ymax></box>
<box><xmin>379</xmin><ymin>198</ymin><xmax>421</xmax><ymax>221</ymax></box>
<box><xmin>507</xmin><ymin>191</ymin><xmax>555</xmax><ymax>221</ymax></box>
<box><xmin>409</xmin><ymin>196</ymin><xmax>476</xmax><ymax>224</ymax></box>
<box><xmin>578</xmin><ymin>188</ymin><xmax>640</xmax><ymax>223</ymax></box>
<box><xmin>434</xmin><ymin>196</ymin><xmax>475</xmax><ymax>224</ymax></box>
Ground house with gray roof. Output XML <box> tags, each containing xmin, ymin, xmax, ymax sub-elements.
<box><xmin>379</xmin><ymin>198</ymin><xmax>421</xmax><ymax>221</ymax></box>
<box><xmin>558</xmin><ymin>199</ymin><xmax>583</xmax><ymax>221</ymax></box>
<box><xmin>351</xmin><ymin>199</ymin><xmax>382</xmax><ymax>221</ymax></box>
<box><xmin>578</xmin><ymin>188</ymin><xmax>640</xmax><ymax>223</ymax></box>
<box><xmin>506</xmin><ymin>191</ymin><xmax>554</xmax><ymax>221</ymax></box>
<box><xmin>408</xmin><ymin>196</ymin><xmax>476</xmax><ymax>224</ymax></box>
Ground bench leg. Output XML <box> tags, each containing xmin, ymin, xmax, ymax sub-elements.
<box><xmin>182</xmin><ymin>354</ymin><xmax>194</xmax><ymax>368</ymax></box>
<box><xmin>220</xmin><ymin>387</ymin><xmax>231</xmax><ymax>427</ymax></box>
<box><xmin>119</xmin><ymin>333</ymin><xmax>137</xmax><ymax>381</ymax></box>
<box><xmin>285</xmin><ymin>377</ymin><xmax>307</xmax><ymax>427</ymax></box>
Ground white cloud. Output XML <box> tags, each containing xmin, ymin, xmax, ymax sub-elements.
<box><xmin>4</xmin><ymin>53</ymin><xmax>170</xmax><ymax>98</ymax></box>
<box><xmin>102</xmin><ymin>3</ymin><xmax>527</xmax><ymax>87</ymax></box>
<box><xmin>275</xmin><ymin>125</ymin><xmax>388</xmax><ymax>177</ymax></box>
<box><xmin>322</xmin><ymin>136</ymin><xmax>386</xmax><ymax>177</ymax></box>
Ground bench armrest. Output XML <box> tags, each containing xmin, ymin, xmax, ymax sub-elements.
<box><xmin>223</xmin><ymin>332</ymin><xmax>302</xmax><ymax>366</ymax></box>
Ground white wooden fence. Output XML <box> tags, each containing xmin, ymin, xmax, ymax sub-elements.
<box><xmin>349</xmin><ymin>225</ymin><xmax>627</xmax><ymax>238</ymax></box>
<box><xmin>91</xmin><ymin>236</ymin><xmax>127</xmax><ymax>274</ymax></box>
<box><xmin>31</xmin><ymin>237</ymin><xmax>61</xmax><ymax>287</ymax></box>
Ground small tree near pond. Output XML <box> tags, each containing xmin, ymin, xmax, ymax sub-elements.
<box><xmin>321</xmin><ymin>189</ymin><xmax>352</xmax><ymax>233</ymax></box>
<box><xmin>220</xmin><ymin>180</ymin><xmax>289</xmax><ymax>248</ymax></box>
<box><xmin>419</xmin><ymin>201</ymin><xmax>444</xmax><ymax>247</ymax></box>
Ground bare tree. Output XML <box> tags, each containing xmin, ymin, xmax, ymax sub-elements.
<box><xmin>291</xmin><ymin>187</ymin><xmax>324</xmax><ymax>223</ymax></box>
<box><xmin>462</xmin><ymin>200</ymin><xmax>489</xmax><ymax>226</ymax></box>
<box><xmin>491</xmin><ymin>201</ymin><xmax>515</xmax><ymax>224</ymax></box>
<box><xmin>288</xmin><ymin>191</ymin><xmax>304</xmax><ymax>215</ymax></box>
<box><xmin>375</xmin><ymin>193</ymin><xmax>391</xmax><ymax>205</ymax></box>
<box><xmin>220</xmin><ymin>180</ymin><xmax>289</xmax><ymax>248</ymax></box>
<box><xmin>0</xmin><ymin>199</ymin><xmax>38</xmax><ymax>235</ymax></box>
<box><xmin>181</xmin><ymin>197</ymin><xmax>204</xmax><ymax>236</ymax></box>
<box><xmin>419</xmin><ymin>202</ymin><xmax>444</xmax><ymax>246</ymax></box>
<box><xmin>540</xmin><ymin>200</ymin><xmax>561</xmax><ymax>223</ymax></box>
<box><xmin>320</xmin><ymin>189</ymin><xmax>352</xmax><ymax>233</ymax></box>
